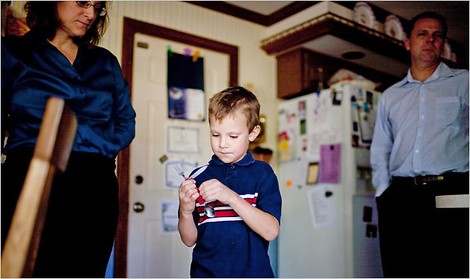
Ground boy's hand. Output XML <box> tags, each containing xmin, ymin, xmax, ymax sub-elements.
<box><xmin>178</xmin><ymin>178</ymin><xmax>199</xmax><ymax>246</ymax></box>
<box><xmin>178</xmin><ymin>178</ymin><xmax>198</xmax><ymax>215</ymax></box>
<box><xmin>199</xmin><ymin>179</ymin><xmax>237</xmax><ymax>205</ymax></box>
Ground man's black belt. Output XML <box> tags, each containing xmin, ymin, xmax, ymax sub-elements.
<box><xmin>391</xmin><ymin>172</ymin><xmax>469</xmax><ymax>208</ymax></box>
<box><xmin>413</xmin><ymin>175</ymin><xmax>444</xmax><ymax>186</ymax></box>
<box><xmin>392</xmin><ymin>172</ymin><xmax>469</xmax><ymax>186</ymax></box>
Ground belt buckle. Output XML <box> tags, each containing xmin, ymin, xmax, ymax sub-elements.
<box><xmin>413</xmin><ymin>175</ymin><xmax>444</xmax><ymax>186</ymax></box>
<box><xmin>414</xmin><ymin>176</ymin><xmax>425</xmax><ymax>186</ymax></box>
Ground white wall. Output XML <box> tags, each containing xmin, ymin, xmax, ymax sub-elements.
<box><xmin>104</xmin><ymin>1</ymin><xmax>279</xmax><ymax>161</ymax></box>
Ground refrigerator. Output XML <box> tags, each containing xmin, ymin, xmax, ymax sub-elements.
<box><xmin>276</xmin><ymin>82</ymin><xmax>383</xmax><ymax>277</ymax></box>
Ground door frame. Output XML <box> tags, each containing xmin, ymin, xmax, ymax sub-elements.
<box><xmin>115</xmin><ymin>17</ymin><xmax>238</xmax><ymax>277</ymax></box>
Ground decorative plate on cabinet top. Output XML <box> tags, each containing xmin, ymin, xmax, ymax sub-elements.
<box><xmin>441</xmin><ymin>39</ymin><xmax>452</xmax><ymax>60</ymax></box>
<box><xmin>384</xmin><ymin>15</ymin><xmax>404</xmax><ymax>41</ymax></box>
<box><xmin>353</xmin><ymin>2</ymin><xmax>376</xmax><ymax>29</ymax></box>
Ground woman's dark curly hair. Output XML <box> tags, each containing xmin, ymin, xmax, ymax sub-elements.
<box><xmin>24</xmin><ymin>1</ymin><xmax>108</xmax><ymax>47</ymax></box>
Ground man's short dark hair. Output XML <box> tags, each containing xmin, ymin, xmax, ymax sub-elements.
<box><xmin>405</xmin><ymin>11</ymin><xmax>448</xmax><ymax>39</ymax></box>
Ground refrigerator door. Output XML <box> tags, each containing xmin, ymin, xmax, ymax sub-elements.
<box><xmin>277</xmin><ymin>84</ymin><xmax>382</xmax><ymax>277</ymax></box>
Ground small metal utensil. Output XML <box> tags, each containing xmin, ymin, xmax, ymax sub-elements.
<box><xmin>173</xmin><ymin>164</ymin><xmax>215</xmax><ymax>218</ymax></box>
<box><xmin>173</xmin><ymin>164</ymin><xmax>186</xmax><ymax>179</ymax></box>
<box><xmin>189</xmin><ymin>165</ymin><xmax>208</xmax><ymax>180</ymax></box>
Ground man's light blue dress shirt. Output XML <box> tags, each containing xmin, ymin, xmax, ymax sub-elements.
<box><xmin>371</xmin><ymin>62</ymin><xmax>469</xmax><ymax>196</ymax></box>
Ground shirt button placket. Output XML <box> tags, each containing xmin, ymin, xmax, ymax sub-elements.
<box><xmin>413</xmin><ymin>85</ymin><xmax>426</xmax><ymax>173</ymax></box>
<box><xmin>227</xmin><ymin>165</ymin><xmax>235</xmax><ymax>177</ymax></box>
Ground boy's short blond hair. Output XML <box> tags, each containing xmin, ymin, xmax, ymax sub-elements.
<box><xmin>208</xmin><ymin>86</ymin><xmax>260</xmax><ymax>132</ymax></box>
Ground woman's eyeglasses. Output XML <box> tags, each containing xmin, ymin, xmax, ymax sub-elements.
<box><xmin>76</xmin><ymin>1</ymin><xmax>107</xmax><ymax>17</ymax></box>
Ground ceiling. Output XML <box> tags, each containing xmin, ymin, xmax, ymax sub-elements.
<box><xmin>226</xmin><ymin>1</ymin><xmax>468</xmax><ymax>52</ymax></box>
<box><xmin>189</xmin><ymin>1</ymin><xmax>468</xmax><ymax>80</ymax></box>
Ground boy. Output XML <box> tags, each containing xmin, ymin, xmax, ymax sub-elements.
<box><xmin>178</xmin><ymin>86</ymin><xmax>282</xmax><ymax>277</ymax></box>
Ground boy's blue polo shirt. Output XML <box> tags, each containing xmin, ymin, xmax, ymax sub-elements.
<box><xmin>189</xmin><ymin>152</ymin><xmax>282</xmax><ymax>278</ymax></box>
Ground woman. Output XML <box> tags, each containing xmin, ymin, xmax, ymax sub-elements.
<box><xmin>1</xmin><ymin>2</ymin><xmax>136</xmax><ymax>277</ymax></box>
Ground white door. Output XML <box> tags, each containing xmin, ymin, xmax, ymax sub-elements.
<box><xmin>128</xmin><ymin>33</ymin><xmax>229</xmax><ymax>277</ymax></box>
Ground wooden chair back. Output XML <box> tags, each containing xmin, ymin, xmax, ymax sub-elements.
<box><xmin>1</xmin><ymin>97</ymin><xmax>77</xmax><ymax>278</ymax></box>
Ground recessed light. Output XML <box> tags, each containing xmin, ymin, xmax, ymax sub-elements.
<box><xmin>342</xmin><ymin>51</ymin><xmax>365</xmax><ymax>59</ymax></box>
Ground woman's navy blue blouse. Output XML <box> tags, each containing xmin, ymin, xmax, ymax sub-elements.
<box><xmin>2</xmin><ymin>32</ymin><xmax>136</xmax><ymax>158</ymax></box>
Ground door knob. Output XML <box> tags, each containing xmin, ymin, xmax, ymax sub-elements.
<box><xmin>133</xmin><ymin>202</ymin><xmax>145</xmax><ymax>213</ymax></box>
<box><xmin>135</xmin><ymin>175</ymin><xmax>144</xmax><ymax>184</ymax></box>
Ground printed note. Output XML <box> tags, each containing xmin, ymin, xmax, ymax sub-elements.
<box><xmin>319</xmin><ymin>143</ymin><xmax>341</xmax><ymax>184</ymax></box>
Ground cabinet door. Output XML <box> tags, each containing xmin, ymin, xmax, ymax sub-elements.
<box><xmin>276</xmin><ymin>48</ymin><xmax>328</xmax><ymax>99</ymax></box>
<box><xmin>277</xmin><ymin>48</ymin><xmax>304</xmax><ymax>99</ymax></box>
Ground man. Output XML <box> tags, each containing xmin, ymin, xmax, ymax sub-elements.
<box><xmin>371</xmin><ymin>11</ymin><xmax>468</xmax><ymax>278</ymax></box>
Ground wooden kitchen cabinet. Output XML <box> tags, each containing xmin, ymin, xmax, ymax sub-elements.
<box><xmin>276</xmin><ymin>47</ymin><xmax>402</xmax><ymax>99</ymax></box>
<box><xmin>277</xmin><ymin>48</ymin><xmax>342</xmax><ymax>99</ymax></box>
<box><xmin>277</xmin><ymin>48</ymin><xmax>321</xmax><ymax>99</ymax></box>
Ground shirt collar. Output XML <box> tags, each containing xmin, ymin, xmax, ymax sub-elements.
<box><xmin>210</xmin><ymin>151</ymin><xmax>256</xmax><ymax>167</ymax></box>
<box><xmin>403</xmin><ymin>62</ymin><xmax>455</xmax><ymax>85</ymax></box>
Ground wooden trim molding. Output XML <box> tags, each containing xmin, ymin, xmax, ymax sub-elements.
<box><xmin>186</xmin><ymin>1</ymin><xmax>269</xmax><ymax>26</ymax></box>
<box><xmin>185</xmin><ymin>1</ymin><xmax>401</xmax><ymax>28</ymax></box>
<box><xmin>116</xmin><ymin>17</ymin><xmax>238</xmax><ymax>277</ymax></box>
<box><xmin>186</xmin><ymin>1</ymin><xmax>319</xmax><ymax>27</ymax></box>
<box><xmin>267</xmin><ymin>2</ymin><xmax>320</xmax><ymax>26</ymax></box>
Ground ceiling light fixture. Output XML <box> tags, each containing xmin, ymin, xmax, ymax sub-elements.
<box><xmin>342</xmin><ymin>51</ymin><xmax>365</xmax><ymax>60</ymax></box>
